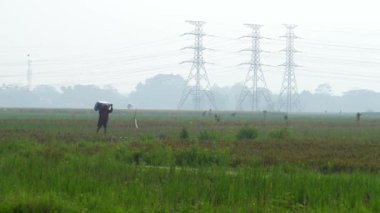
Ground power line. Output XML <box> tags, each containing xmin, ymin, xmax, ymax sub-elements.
<box><xmin>298</xmin><ymin>39</ymin><xmax>380</xmax><ymax>52</ymax></box>
<box><xmin>298</xmin><ymin>67</ymin><xmax>380</xmax><ymax>80</ymax></box>
<box><xmin>298</xmin><ymin>53</ymin><xmax>380</xmax><ymax>67</ymax></box>
<box><xmin>5</xmin><ymin>23</ymin><xmax>380</xmax><ymax>96</ymax></box>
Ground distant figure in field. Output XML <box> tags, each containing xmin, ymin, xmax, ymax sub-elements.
<box><xmin>94</xmin><ymin>102</ymin><xmax>113</xmax><ymax>134</ymax></box>
<box><xmin>284</xmin><ymin>113</ymin><xmax>289</xmax><ymax>126</ymax></box>
<box><xmin>231</xmin><ymin>112</ymin><xmax>237</xmax><ymax>117</ymax></box>
<box><xmin>202</xmin><ymin>110</ymin><xmax>207</xmax><ymax>117</ymax></box>
<box><xmin>356</xmin><ymin>112</ymin><xmax>362</xmax><ymax>125</ymax></box>
<box><xmin>214</xmin><ymin>113</ymin><xmax>221</xmax><ymax>123</ymax></box>
<box><xmin>262</xmin><ymin>110</ymin><xmax>267</xmax><ymax>125</ymax></box>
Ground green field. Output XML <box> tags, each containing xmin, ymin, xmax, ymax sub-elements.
<box><xmin>1</xmin><ymin>108</ymin><xmax>380</xmax><ymax>212</ymax></box>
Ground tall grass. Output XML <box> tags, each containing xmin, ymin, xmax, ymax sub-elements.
<box><xmin>0</xmin><ymin>140</ymin><xmax>379</xmax><ymax>211</ymax></box>
<box><xmin>1</xmin><ymin>109</ymin><xmax>380</xmax><ymax>211</ymax></box>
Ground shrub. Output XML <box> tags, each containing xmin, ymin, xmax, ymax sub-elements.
<box><xmin>180</xmin><ymin>126</ymin><xmax>189</xmax><ymax>140</ymax></box>
<box><xmin>198</xmin><ymin>129</ymin><xmax>218</xmax><ymax>142</ymax></box>
<box><xmin>268</xmin><ymin>128</ymin><xmax>292</xmax><ymax>140</ymax></box>
<box><xmin>143</xmin><ymin>146</ymin><xmax>174</xmax><ymax>166</ymax></box>
<box><xmin>236</xmin><ymin>126</ymin><xmax>259</xmax><ymax>140</ymax></box>
<box><xmin>175</xmin><ymin>145</ymin><xmax>230</xmax><ymax>167</ymax></box>
<box><xmin>137</xmin><ymin>134</ymin><xmax>156</xmax><ymax>142</ymax></box>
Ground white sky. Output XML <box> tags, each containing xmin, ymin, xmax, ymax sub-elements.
<box><xmin>1</xmin><ymin>0</ymin><xmax>380</xmax><ymax>95</ymax></box>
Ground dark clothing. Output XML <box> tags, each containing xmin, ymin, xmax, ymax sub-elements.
<box><xmin>97</xmin><ymin>106</ymin><xmax>113</xmax><ymax>128</ymax></box>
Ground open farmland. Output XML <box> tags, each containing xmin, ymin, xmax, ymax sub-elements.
<box><xmin>1</xmin><ymin>108</ymin><xmax>380</xmax><ymax>212</ymax></box>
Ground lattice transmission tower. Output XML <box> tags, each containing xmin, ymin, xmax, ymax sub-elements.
<box><xmin>237</xmin><ymin>24</ymin><xmax>273</xmax><ymax>111</ymax></box>
<box><xmin>178</xmin><ymin>20</ymin><xmax>216</xmax><ymax>110</ymax></box>
<box><xmin>27</xmin><ymin>54</ymin><xmax>32</xmax><ymax>91</ymax></box>
<box><xmin>278</xmin><ymin>24</ymin><xmax>300</xmax><ymax>113</ymax></box>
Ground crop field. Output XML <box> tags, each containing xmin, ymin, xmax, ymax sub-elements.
<box><xmin>1</xmin><ymin>108</ymin><xmax>380</xmax><ymax>212</ymax></box>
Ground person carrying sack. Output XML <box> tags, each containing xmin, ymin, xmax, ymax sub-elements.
<box><xmin>94</xmin><ymin>101</ymin><xmax>113</xmax><ymax>135</ymax></box>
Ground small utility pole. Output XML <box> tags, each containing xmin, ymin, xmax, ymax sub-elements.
<box><xmin>27</xmin><ymin>54</ymin><xmax>32</xmax><ymax>90</ymax></box>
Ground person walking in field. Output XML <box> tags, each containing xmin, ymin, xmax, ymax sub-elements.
<box><xmin>95</xmin><ymin>102</ymin><xmax>113</xmax><ymax>134</ymax></box>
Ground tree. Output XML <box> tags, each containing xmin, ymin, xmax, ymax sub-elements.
<box><xmin>127</xmin><ymin>74</ymin><xmax>186</xmax><ymax>109</ymax></box>
<box><xmin>315</xmin><ymin>83</ymin><xmax>333</xmax><ymax>95</ymax></box>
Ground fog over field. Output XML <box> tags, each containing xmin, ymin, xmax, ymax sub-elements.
<box><xmin>1</xmin><ymin>0</ymin><xmax>380</xmax><ymax>111</ymax></box>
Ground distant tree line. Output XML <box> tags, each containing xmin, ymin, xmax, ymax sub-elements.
<box><xmin>1</xmin><ymin>74</ymin><xmax>380</xmax><ymax>112</ymax></box>
<box><xmin>0</xmin><ymin>84</ymin><xmax>126</xmax><ymax>108</ymax></box>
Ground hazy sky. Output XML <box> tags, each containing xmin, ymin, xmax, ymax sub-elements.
<box><xmin>2</xmin><ymin>0</ymin><xmax>380</xmax><ymax>95</ymax></box>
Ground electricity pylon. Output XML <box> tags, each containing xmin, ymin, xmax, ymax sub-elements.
<box><xmin>178</xmin><ymin>20</ymin><xmax>216</xmax><ymax>110</ymax></box>
<box><xmin>27</xmin><ymin>54</ymin><xmax>32</xmax><ymax>91</ymax></box>
<box><xmin>237</xmin><ymin>24</ymin><xmax>273</xmax><ymax>111</ymax></box>
<box><xmin>278</xmin><ymin>24</ymin><xmax>300</xmax><ymax>113</ymax></box>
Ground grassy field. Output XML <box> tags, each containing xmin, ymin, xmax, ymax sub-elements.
<box><xmin>1</xmin><ymin>108</ymin><xmax>380</xmax><ymax>212</ymax></box>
